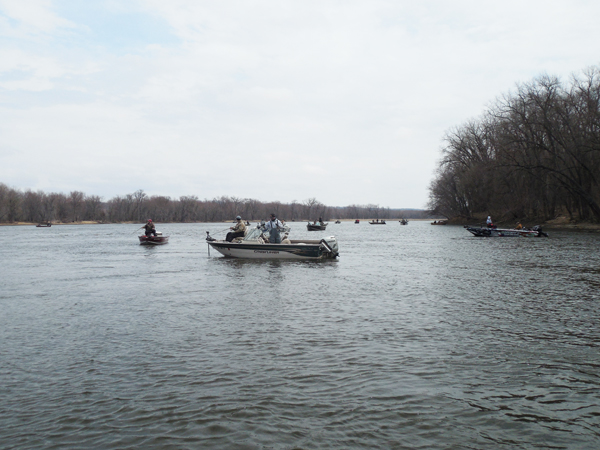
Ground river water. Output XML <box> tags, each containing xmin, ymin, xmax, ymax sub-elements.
<box><xmin>1</xmin><ymin>221</ymin><xmax>599</xmax><ymax>449</ymax></box>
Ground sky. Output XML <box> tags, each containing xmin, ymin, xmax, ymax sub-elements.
<box><xmin>1</xmin><ymin>1</ymin><xmax>599</xmax><ymax>209</ymax></box>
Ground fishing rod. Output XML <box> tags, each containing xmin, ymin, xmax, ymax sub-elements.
<box><xmin>131</xmin><ymin>225</ymin><xmax>145</xmax><ymax>234</ymax></box>
<box><xmin>205</xmin><ymin>227</ymin><xmax>234</xmax><ymax>242</ymax></box>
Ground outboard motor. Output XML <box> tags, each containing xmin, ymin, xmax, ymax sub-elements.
<box><xmin>532</xmin><ymin>225</ymin><xmax>549</xmax><ymax>237</ymax></box>
<box><xmin>319</xmin><ymin>237</ymin><xmax>340</xmax><ymax>258</ymax></box>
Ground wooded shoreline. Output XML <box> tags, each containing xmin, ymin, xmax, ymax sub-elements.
<box><xmin>3</xmin><ymin>218</ymin><xmax>599</xmax><ymax>231</ymax></box>
<box><xmin>0</xmin><ymin>184</ymin><xmax>435</xmax><ymax>224</ymax></box>
<box><xmin>428</xmin><ymin>65</ymin><xmax>600</xmax><ymax>226</ymax></box>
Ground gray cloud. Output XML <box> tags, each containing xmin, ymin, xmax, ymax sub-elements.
<box><xmin>1</xmin><ymin>0</ymin><xmax>599</xmax><ymax>207</ymax></box>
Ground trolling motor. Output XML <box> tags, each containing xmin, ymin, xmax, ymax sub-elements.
<box><xmin>206</xmin><ymin>231</ymin><xmax>216</xmax><ymax>242</ymax></box>
<box><xmin>532</xmin><ymin>225</ymin><xmax>549</xmax><ymax>237</ymax></box>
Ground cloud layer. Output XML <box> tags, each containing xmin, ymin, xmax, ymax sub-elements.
<box><xmin>1</xmin><ymin>0</ymin><xmax>599</xmax><ymax>207</ymax></box>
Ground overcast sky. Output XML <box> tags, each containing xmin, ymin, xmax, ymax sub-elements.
<box><xmin>1</xmin><ymin>1</ymin><xmax>599</xmax><ymax>208</ymax></box>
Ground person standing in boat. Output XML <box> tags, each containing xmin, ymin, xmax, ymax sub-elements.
<box><xmin>264</xmin><ymin>213</ymin><xmax>285</xmax><ymax>243</ymax></box>
<box><xmin>144</xmin><ymin>219</ymin><xmax>157</xmax><ymax>237</ymax></box>
<box><xmin>226</xmin><ymin>216</ymin><xmax>246</xmax><ymax>242</ymax></box>
<box><xmin>486</xmin><ymin>216</ymin><xmax>494</xmax><ymax>228</ymax></box>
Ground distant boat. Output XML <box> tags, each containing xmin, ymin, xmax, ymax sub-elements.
<box><xmin>431</xmin><ymin>220</ymin><xmax>447</xmax><ymax>225</ymax></box>
<box><xmin>36</xmin><ymin>222</ymin><xmax>51</xmax><ymax>227</ymax></box>
<box><xmin>399</xmin><ymin>219</ymin><xmax>408</xmax><ymax>225</ymax></box>
<box><xmin>139</xmin><ymin>231</ymin><xmax>169</xmax><ymax>245</ymax></box>
<box><xmin>369</xmin><ymin>220</ymin><xmax>386</xmax><ymax>225</ymax></box>
<box><xmin>464</xmin><ymin>225</ymin><xmax>548</xmax><ymax>237</ymax></box>
<box><xmin>335</xmin><ymin>220</ymin><xmax>341</xmax><ymax>224</ymax></box>
<box><xmin>355</xmin><ymin>219</ymin><xmax>360</xmax><ymax>224</ymax></box>
<box><xmin>307</xmin><ymin>222</ymin><xmax>328</xmax><ymax>231</ymax></box>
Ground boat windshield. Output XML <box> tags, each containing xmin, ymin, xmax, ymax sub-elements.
<box><xmin>244</xmin><ymin>227</ymin><xmax>264</xmax><ymax>240</ymax></box>
<box><xmin>243</xmin><ymin>225</ymin><xmax>291</xmax><ymax>241</ymax></box>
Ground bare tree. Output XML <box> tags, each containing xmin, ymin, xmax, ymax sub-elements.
<box><xmin>133</xmin><ymin>190</ymin><xmax>147</xmax><ymax>222</ymax></box>
<box><xmin>5</xmin><ymin>187</ymin><xmax>21</xmax><ymax>222</ymax></box>
<box><xmin>69</xmin><ymin>191</ymin><xmax>85</xmax><ymax>222</ymax></box>
<box><xmin>84</xmin><ymin>195</ymin><xmax>103</xmax><ymax>221</ymax></box>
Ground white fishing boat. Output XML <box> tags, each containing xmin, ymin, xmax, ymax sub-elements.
<box><xmin>206</xmin><ymin>226</ymin><xmax>339</xmax><ymax>260</ymax></box>
<box><xmin>465</xmin><ymin>225</ymin><xmax>548</xmax><ymax>237</ymax></box>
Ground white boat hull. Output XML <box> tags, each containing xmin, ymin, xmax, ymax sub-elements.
<box><xmin>208</xmin><ymin>239</ymin><xmax>339</xmax><ymax>260</ymax></box>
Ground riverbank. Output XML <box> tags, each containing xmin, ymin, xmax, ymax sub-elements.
<box><xmin>543</xmin><ymin>216</ymin><xmax>600</xmax><ymax>231</ymax></box>
<box><xmin>2</xmin><ymin>217</ymin><xmax>598</xmax><ymax>230</ymax></box>
<box><xmin>0</xmin><ymin>218</ymin><xmax>433</xmax><ymax>226</ymax></box>
<box><xmin>0</xmin><ymin>221</ymin><xmax>107</xmax><ymax>226</ymax></box>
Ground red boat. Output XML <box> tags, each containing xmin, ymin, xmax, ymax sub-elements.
<box><xmin>139</xmin><ymin>232</ymin><xmax>169</xmax><ymax>245</ymax></box>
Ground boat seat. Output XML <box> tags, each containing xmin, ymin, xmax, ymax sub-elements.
<box><xmin>232</xmin><ymin>227</ymin><xmax>250</xmax><ymax>242</ymax></box>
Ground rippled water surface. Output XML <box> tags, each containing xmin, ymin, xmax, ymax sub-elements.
<box><xmin>1</xmin><ymin>222</ymin><xmax>599</xmax><ymax>449</ymax></box>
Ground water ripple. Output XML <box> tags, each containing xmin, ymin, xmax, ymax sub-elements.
<box><xmin>1</xmin><ymin>223</ymin><xmax>599</xmax><ymax>449</ymax></box>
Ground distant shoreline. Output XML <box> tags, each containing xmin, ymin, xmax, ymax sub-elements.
<box><xmin>2</xmin><ymin>218</ymin><xmax>598</xmax><ymax>231</ymax></box>
<box><xmin>1</xmin><ymin>218</ymin><xmax>434</xmax><ymax>226</ymax></box>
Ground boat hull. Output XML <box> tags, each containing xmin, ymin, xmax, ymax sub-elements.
<box><xmin>307</xmin><ymin>224</ymin><xmax>327</xmax><ymax>231</ymax></box>
<box><xmin>208</xmin><ymin>240</ymin><xmax>338</xmax><ymax>260</ymax></box>
<box><xmin>139</xmin><ymin>235</ymin><xmax>169</xmax><ymax>245</ymax></box>
<box><xmin>465</xmin><ymin>227</ymin><xmax>546</xmax><ymax>237</ymax></box>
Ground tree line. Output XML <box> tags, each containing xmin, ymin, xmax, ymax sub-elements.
<box><xmin>428</xmin><ymin>65</ymin><xmax>600</xmax><ymax>223</ymax></box>
<box><xmin>0</xmin><ymin>184</ymin><xmax>430</xmax><ymax>224</ymax></box>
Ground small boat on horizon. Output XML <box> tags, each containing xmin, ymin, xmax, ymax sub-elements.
<box><xmin>399</xmin><ymin>219</ymin><xmax>408</xmax><ymax>225</ymax></box>
<box><xmin>369</xmin><ymin>220</ymin><xmax>386</xmax><ymax>225</ymax></box>
<box><xmin>36</xmin><ymin>222</ymin><xmax>52</xmax><ymax>227</ymax></box>
<box><xmin>355</xmin><ymin>219</ymin><xmax>360</xmax><ymax>224</ymax></box>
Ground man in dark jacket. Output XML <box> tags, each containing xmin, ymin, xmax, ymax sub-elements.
<box><xmin>144</xmin><ymin>219</ymin><xmax>157</xmax><ymax>236</ymax></box>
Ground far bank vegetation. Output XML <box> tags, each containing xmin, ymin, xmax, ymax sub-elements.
<box><xmin>428</xmin><ymin>66</ymin><xmax>600</xmax><ymax>224</ymax></box>
<box><xmin>0</xmin><ymin>185</ymin><xmax>430</xmax><ymax>224</ymax></box>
